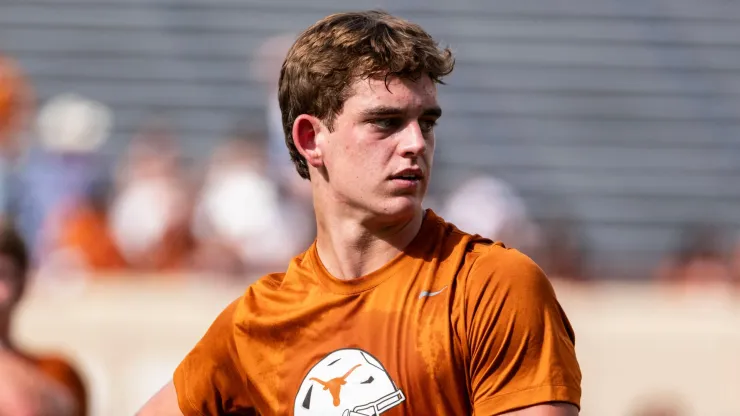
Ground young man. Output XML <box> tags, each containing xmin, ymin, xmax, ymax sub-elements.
<box><xmin>139</xmin><ymin>10</ymin><xmax>581</xmax><ymax>416</ymax></box>
<box><xmin>0</xmin><ymin>222</ymin><xmax>87</xmax><ymax>416</ymax></box>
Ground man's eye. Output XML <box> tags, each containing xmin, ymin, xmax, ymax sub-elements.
<box><xmin>419</xmin><ymin>119</ymin><xmax>437</xmax><ymax>133</ymax></box>
<box><xmin>372</xmin><ymin>118</ymin><xmax>401</xmax><ymax>130</ymax></box>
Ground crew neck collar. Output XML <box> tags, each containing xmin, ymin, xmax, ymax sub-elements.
<box><xmin>308</xmin><ymin>209</ymin><xmax>441</xmax><ymax>295</ymax></box>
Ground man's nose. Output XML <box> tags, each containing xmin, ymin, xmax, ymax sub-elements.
<box><xmin>398</xmin><ymin>122</ymin><xmax>426</xmax><ymax>158</ymax></box>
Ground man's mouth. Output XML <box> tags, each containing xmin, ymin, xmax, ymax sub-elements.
<box><xmin>390</xmin><ymin>168</ymin><xmax>423</xmax><ymax>182</ymax></box>
<box><xmin>391</xmin><ymin>174</ymin><xmax>421</xmax><ymax>181</ymax></box>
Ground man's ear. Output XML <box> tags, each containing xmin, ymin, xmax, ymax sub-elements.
<box><xmin>292</xmin><ymin>114</ymin><xmax>324</xmax><ymax>169</ymax></box>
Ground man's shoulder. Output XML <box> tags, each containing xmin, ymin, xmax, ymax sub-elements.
<box><xmin>12</xmin><ymin>348</ymin><xmax>73</xmax><ymax>371</ymax></box>
<box><xmin>249</xmin><ymin>271</ymin><xmax>288</xmax><ymax>291</ymax></box>
<box><xmin>465</xmin><ymin>239</ymin><xmax>533</xmax><ymax>266</ymax></box>
<box><xmin>243</xmin><ymin>247</ymin><xmax>314</xmax><ymax>294</ymax></box>
<box><xmin>426</xmin><ymin>214</ymin><xmax>539</xmax><ymax>286</ymax></box>
<box><xmin>11</xmin><ymin>349</ymin><xmax>86</xmax><ymax>394</ymax></box>
<box><xmin>433</xmin><ymin>211</ymin><xmax>535</xmax><ymax>270</ymax></box>
<box><xmin>235</xmin><ymin>249</ymin><xmax>318</xmax><ymax>317</ymax></box>
<box><xmin>236</xmin><ymin>272</ymin><xmax>289</xmax><ymax>312</ymax></box>
<box><xmin>459</xmin><ymin>239</ymin><xmax>548</xmax><ymax>293</ymax></box>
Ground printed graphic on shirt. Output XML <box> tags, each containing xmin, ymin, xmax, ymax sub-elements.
<box><xmin>293</xmin><ymin>348</ymin><xmax>405</xmax><ymax>416</ymax></box>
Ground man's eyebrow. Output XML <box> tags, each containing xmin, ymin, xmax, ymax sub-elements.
<box><xmin>360</xmin><ymin>106</ymin><xmax>404</xmax><ymax>118</ymax></box>
<box><xmin>360</xmin><ymin>106</ymin><xmax>442</xmax><ymax>118</ymax></box>
<box><xmin>422</xmin><ymin>106</ymin><xmax>442</xmax><ymax>118</ymax></box>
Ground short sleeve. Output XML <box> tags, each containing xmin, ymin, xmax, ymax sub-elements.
<box><xmin>173</xmin><ymin>299</ymin><xmax>256</xmax><ymax>416</ymax></box>
<box><xmin>462</xmin><ymin>246</ymin><xmax>582</xmax><ymax>415</ymax></box>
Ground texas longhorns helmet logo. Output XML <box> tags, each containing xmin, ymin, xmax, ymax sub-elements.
<box><xmin>294</xmin><ymin>348</ymin><xmax>405</xmax><ymax>416</ymax></box>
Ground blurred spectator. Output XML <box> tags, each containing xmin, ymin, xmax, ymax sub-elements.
<box><xmin>50</xmin><ymin>180</ymin><xmax>127</xmax><ymax>273</ymax></box>
<box><xmin>0</xmin><ymin>221</ymin><xmax>87</xmax><ymax>416</ymax></box>
<box><xmin>191</xmin><ymin>124</ymin><xmax>312</xmax><ymax>277</ymax></box>
<box><xmin>109</xmin><ymin>115</ymin><xmax>195</xmax><ymax>272</ymax></box>
<box><xmin>0</xmin><ymin>52</ymin><xmax>35</xmax><ymax>219</ymax></box>
<box><xmin>0</xmin><ymin>52</ymin><xmax>34</xmax><ymax>159</ymax></box>
<box><xmin>18</xmin><ymin>93</ymin><xmax>111</xmax><ymax>269</ymax></box>
<box><xmin>442</xmin><ymin>175</ymin><xmax>541</xmax><ymax>252</ymax></box>
<box><xmin>654</xmin><ymin>223</ymin><xmax>733</xmax><ymax>287</ymax></box>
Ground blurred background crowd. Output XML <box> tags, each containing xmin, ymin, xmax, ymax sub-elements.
<box><xmin>0</xmin><ymin>1</ymin><xmax>739</xmax><ymax>415</ymax></box>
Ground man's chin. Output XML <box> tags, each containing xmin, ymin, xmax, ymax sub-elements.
<box><xmin>378</xmin><ymin>197</ymin><xmax>424</xmax><ymax>218</ymax></box>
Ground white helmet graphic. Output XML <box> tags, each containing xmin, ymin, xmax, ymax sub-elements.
<box><xmin>294</xmin><ymin>348</ymin><xmax>405</xmax><ymax>416</ymax></box>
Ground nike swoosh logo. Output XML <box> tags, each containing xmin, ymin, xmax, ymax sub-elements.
<box><xmin>418</xmin><ymin>286</ymin><xmax>448</xmax><ymax>299</ymax></box>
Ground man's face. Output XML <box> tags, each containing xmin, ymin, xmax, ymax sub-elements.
<box><xmin>316</xmin><ymin>75</ymin><xmax>440</xmax><ymax>220</ymax></box>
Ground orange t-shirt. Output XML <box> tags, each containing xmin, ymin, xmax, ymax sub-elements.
<box><xmin>173</xmin><ymin>210</ymin><xmax>581</xmax><ymax>415</ymax></box>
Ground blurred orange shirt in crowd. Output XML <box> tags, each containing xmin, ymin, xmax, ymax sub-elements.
<box><xmin>0</xmin><ymin>53</ymin><xmax>32</xmax><ymax>151</ymax></box>
<box><xmin>54</xmin><ymin>200</ymin><xmax>195</xmax><ymax>274</ymax></box>
<box><xmin>58</xmin><ymin>203</ymin><xmax>128</xmax><ymax>271</ymax></box>
<box><xmin>173</xmin><ymin>210</ymin><xmax>581</xmax><ymax>415</ymax></box>
<box><xmin>15</xmin><ymin>350</ymin><xmax>87</xmax><ymax>416</ymax></box>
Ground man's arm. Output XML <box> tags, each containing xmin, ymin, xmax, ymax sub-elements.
<box><xmin>136</xmin><ymin>382</ymin><xmax>182</xmax><ymax>416</ymax></box>
<box><xmin>499</xmin><ymin>402</ymin><xmax>579</xmax><ymax>415</ymax></box>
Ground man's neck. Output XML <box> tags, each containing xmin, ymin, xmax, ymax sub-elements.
<box><xmin>314</xmin><ymin>206</ymin><xmax>425</xmax><ymax>280</ymax></box>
